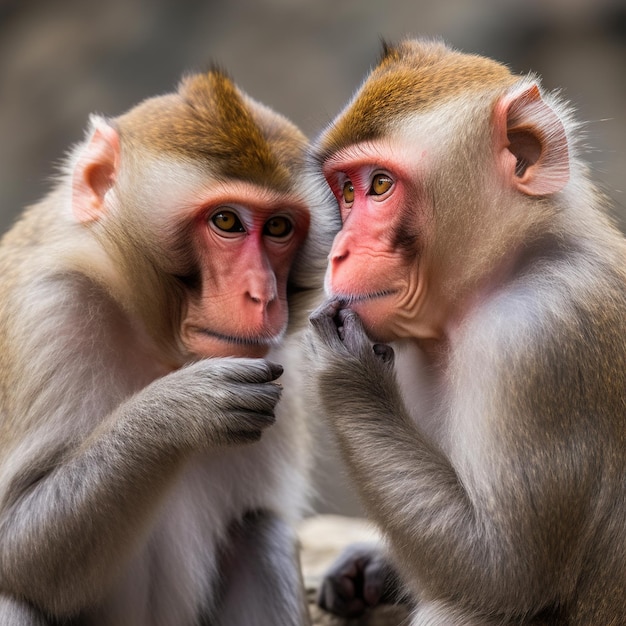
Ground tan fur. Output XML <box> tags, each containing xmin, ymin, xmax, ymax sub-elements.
<box><xmin>0</xmin><ymin>70</ymin><xmax>333</xmax><ymax>625</ymax></box>
<box><xmin>117</xmin><ymin>69</ymin><xmax>306</xmax><ymax>191</ymax></box>
<box><xmin>319</xmin><ymin>40</ymin><xmax>515</xmax><ymax>161</ymax></box>
<box><xmin>308</xmin><ymin>39</ymin><xmax>626</xmax><ymax>625</ymax></box>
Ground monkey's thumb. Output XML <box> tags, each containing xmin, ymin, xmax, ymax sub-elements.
<box><xmin>372</xmin><ymin>344</ymin><xmax>394</xmax><ymax>364</ymax></box>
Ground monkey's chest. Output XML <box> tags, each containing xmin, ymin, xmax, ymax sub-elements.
<box><xmin>93</xmin><ymin>434</ymin><xmax>300</xmax><ymax>626</ymax></box>
<box><xmin>393</xmin><ymin>342</ymin><xmax>443</xmax><ymax>447</ymax></box>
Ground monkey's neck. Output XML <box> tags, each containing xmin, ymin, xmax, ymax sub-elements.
<box><xmin>414</xmin><ymin>335</ymin><xmax>449</xmax><ymax>370</ymax></box>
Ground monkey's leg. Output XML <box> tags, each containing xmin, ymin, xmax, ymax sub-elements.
<box><xmin>0</xmin><ymin>595</ymin><xmax>50</xmax><ymax>625</ymax></box>
<box><xmin>216</xmin><ymin>510</ymin><xmax>311</xmax><ymax>626</ymax></box>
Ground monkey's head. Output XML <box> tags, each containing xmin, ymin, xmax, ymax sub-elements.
<box><xmin>315</xmin><ymin>39</ymin><xmax>571</xmax><ymax>343</ymax></box>
<box><xmin>68</xmin><ymin>69</ymin><xmax>334</xmax><ymax>363</ymax></box>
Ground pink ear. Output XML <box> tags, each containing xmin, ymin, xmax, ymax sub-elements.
<box><xmin>71</xmin><ymin>119</ymin><xmax>120</xmax><ymax>223</ymax></box>
<box><xmin>494</xmin><ymin>84</ymin><xmax>569</xmax><ymax>196</ymax></box>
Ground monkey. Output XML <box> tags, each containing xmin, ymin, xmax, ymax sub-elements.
<box><xmin>306</xmin><ymin>39</ymin><xmax>626</xmax><ymax>624</ymax></box>
<box><xmin>0</xmin><ymin>68</ymin><xmax>336</xmax><ymax>625</ymax></box>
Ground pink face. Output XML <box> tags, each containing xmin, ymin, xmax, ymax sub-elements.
<box><xmin>322</xmin><ymin>141</ymin><xmax>429</xmax><ymax>342</ymax></box>
<box><xmin>181</xmin><ymin>184</ymin><xmax>309</xmax><ymax>358</ymax></box>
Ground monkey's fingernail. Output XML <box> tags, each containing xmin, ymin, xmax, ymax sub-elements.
<box><xmin>373</xmin><ymin>343</ymin><xmax>394</xmax><ymax>363</ymax></box>
<box><xmin>268</xmin><ymin>362</ymin><xmax>284</xmax><ymax>378</ymax></box>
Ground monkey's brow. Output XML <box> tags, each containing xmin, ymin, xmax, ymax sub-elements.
<box><xmin>319</xmin><ymin>142</ymin><xmax>400</xmax><ymax>180</ymax></box>
<box><xmin>312</xmin><ymin>141</ymin><xmax>363</xmax><ymax>171</ymax></box>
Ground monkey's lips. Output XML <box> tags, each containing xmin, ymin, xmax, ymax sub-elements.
<box><xmin>186</xmin><ymin>326</ymin><xmax>282</xmax><ymax>358</ymax></box>
<box><xmin>336</xmin><ymin>289</ymin><xmax>397</xmax><ymax>305</ymax></box>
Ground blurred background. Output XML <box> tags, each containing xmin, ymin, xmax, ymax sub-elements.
<box><xmin>1</xmin><ymin>0</ymin><xmax>625</xmax><ymax>515</ymax></box>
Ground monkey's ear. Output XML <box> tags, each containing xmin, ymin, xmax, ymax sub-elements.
<box><xmin>71</xmin><ymin>118</ymin><xmax>120</xmax><ymax>223</ymax></box>
<box><xmin>494</xmin><ymin>84</ymin><xmax>569</xmax><ymax>196</ymax></box>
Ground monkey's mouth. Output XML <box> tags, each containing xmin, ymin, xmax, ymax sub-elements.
<box><xmin>193</xmin><ymin>327</ymin><xmax>283</xmax><ymax>348</ymax></box>
<box><xmin>190</xmin><ymin>326</ymin><xmax>284</xmax><ymax>348</ymax></box>
<box><xmin>184</xmin><ymin>325</ymin><xmax>284</xmax><ymax>359</ymax></box>
<box><xmin>335</xmin><ymin>290</ymin><xmax>397</xmax><ymax>305</ymax></box>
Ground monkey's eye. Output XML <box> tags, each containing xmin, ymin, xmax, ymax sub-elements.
<box><xmin>210</xmin><ymin>210</ymin><xmax>246</xmax><ymax>234</ymax></box>
<box><xmin>264</xmin><ymin>216</ymin><xmax>293</xmax><ymax>239</ymax></box>
<box><xmin>369</xmin><ymin>174</ymin><xmax>393</xmax><ymax>196</ymax></box>
<box><xmin>342</xmin><ymin>180</ymin><xmax>355</xmax><ymax>205</ymax></box>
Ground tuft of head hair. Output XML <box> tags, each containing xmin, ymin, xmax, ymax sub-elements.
<box><xmin>115</xmin><ymin>68</ymin><xmax>306</xmax><ymax>192</ymax></box>
<box><xmin>318</xmin><ymin>39</ymin><xmax>516</xmax><ymax>160</ymax></box>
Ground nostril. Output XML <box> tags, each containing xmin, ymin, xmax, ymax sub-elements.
<box><xmin>246</xmin><ymin>292</ymin><xmax>275</xmax><ymax>307</ymax></box>
<box><xmin>332</xmin><ymin>250</ymin><xmax>349</xmax><ymax>263</ymax></box>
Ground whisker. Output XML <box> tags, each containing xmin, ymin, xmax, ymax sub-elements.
<box><xmin>335</xmin><ymin>290</ymin><xmax>397</xmax><ymax>304</ymax></box>
<box><xmin>196</xmin><ymin>328</ymin><xmax>284</xmax><ymax>347</ymax></box>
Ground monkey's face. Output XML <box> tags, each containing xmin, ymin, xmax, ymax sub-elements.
<box><xmin>180</xmin><ymin>183</ymin><xmax>310</xmax><ymax>359</ymax></box>
<box><xmin>322</xmin><ymin>141</ymin><xmax>436</xmax><ymax>343</ymax></box>
<box><xmin>71</xmin><ymin>70</ymin><xmax>314</xmax><ymax>363</ymax></box>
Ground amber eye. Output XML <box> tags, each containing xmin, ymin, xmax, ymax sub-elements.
<box><xmin>211</xmin><ymin>210</ymin><xmax>245</xmax><ymax>234</ymax></box>
<box><xmin>342</xmin><ymin>180</ymin><xmax>355</xmax><ymax>204</ymax></box>
<box><xmin>370</xmin><ymin>174</ymin><xmax>393</xmax><ymax>196</ymax></box>
<box><xmin>264</xmin><ymin>216</ymin><xmax>293</xmax><ymax>238</ymax></box>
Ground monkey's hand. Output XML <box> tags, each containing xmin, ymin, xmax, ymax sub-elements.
<box><xmin>317</xmin><ymin>542</ymin><xmax>406</xmax><ymax>618</ymax></box>
<box><xmin>307</xmin><ymin>300</ymin><xmax>403</xmax><ymax>421</ymax></box>
<box><xmin>134</xmin><ymin>358</ymin><xmax>283</xmax><ymax>450</ymax></box>
<box><xmin>309</xmin><ymin>299</ymin><xmax>394</xmax><ymax>364</ymax></box>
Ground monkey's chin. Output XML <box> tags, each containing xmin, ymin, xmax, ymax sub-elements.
<box><xmin>337</xmin><ymin>292</ymin><xmax>399</xmax><ymax>343</ymax></box>
<box><xmin>356</xmin><ymin>316</ymin><xmax>398</xmax><ymax>344</ymax></box>
<box><xmin>184</xmin><ymin>328</ymin><xmax>276</xmax><ymax>359</ymax></box>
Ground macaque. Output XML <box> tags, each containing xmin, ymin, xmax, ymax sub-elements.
<box><xmin>0</xmin><ymin>69</ymin><xmax>335</xmax><ymax>625</ymax></box>
<box><xmin>307</xmin><ymin>39</ymin><xmax>626</xmax><ymax>624</ymax></box>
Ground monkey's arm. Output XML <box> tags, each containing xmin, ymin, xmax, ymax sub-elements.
<box><xmin>309</xmin><ymin>305</ymin><xmax>474</xmax><ymax>581</ymax></box>
<box><xmin>0</xmin><ymin>358</ymin><xmax>282</xmax><ymax>617</ymax></box>
<box><xmin>308</xmin><ymin>303</ymin><xmax>583</xmax><ymax>614</ymax></box>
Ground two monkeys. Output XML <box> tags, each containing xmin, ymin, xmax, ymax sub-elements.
<box><xmin>1</xmin><ymin>38</ymin><xmax>625</xmax><ymax>625</ymax></box>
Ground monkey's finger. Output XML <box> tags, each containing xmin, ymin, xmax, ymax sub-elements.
<box><xmin>309</xmin><ymin>307</ymin><xmax>347</xmax><ymax>352</ymax></box>
<box><xmin>373</xmin><ymin>343</ymin><xmax>395</xmax><ymax>365</ymax></box>
<box><xmin>337</xmin><ymin>309</ymin><xmax>369</xmax><ymax>355</ymax></box>
<box><xmin>232</xmin><ymin>382</ymin><xmax>283</xmax><ymax>412</ymax></box>
<box><xmin>362</xmin><ymin>559</ymin><xmax>387</xmax><ymax>607</ymax></box>
<box><xmin>206</xmin><ymin>405</ymin><xmax>277</xmax><ymax>447</ymax></box>
<box><xmin>220</xmin><ymin>359</ymin><xmax>284</xmax><ymax>384</ymax></box>
<box><xmin>265</xmin><ymin>361</ymin><xmax>284</xmax><ymax>381</ymax></box>
<box><xmin>244</xmin><ymin>359</ymin><xmax>284</xmax><ymax>383</ymax></box>
<box><xmin>317</xmin><ymin>576</ymin><xmax>367</xmax><ymax>618</ymax></box>
<box><xmin>220</xmin><ymin>409</ymin><xmax>277</xmax><ymax>443</ymax></box>
<box><xmin>309</xmin><ymin>298</ymin><xmax>344</xmax><ymax>324</ymax></box>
